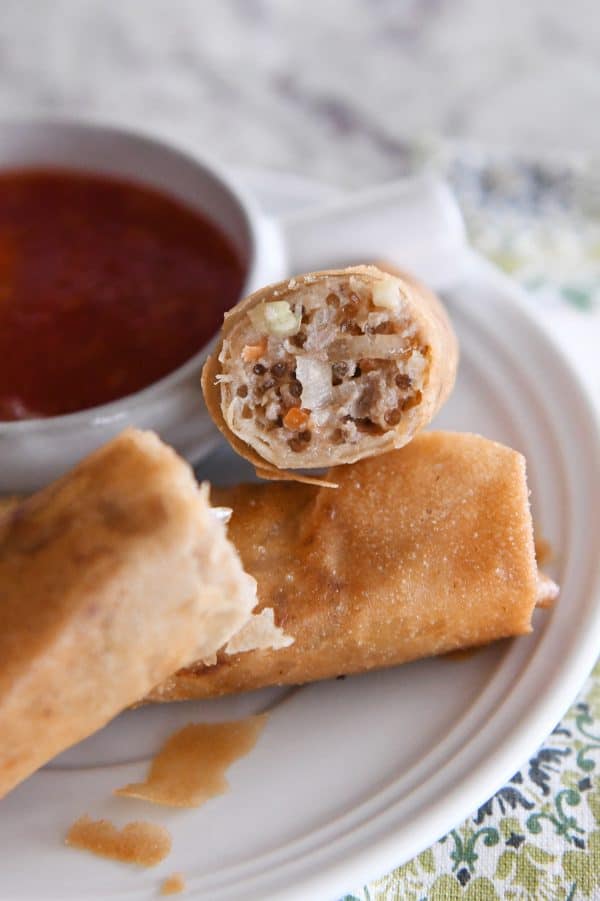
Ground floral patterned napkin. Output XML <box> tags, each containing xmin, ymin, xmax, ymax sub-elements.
<box><xmin>345</xmin><ymin>149</ymin><xmax>600</xmax><ymax>901</ymax></box>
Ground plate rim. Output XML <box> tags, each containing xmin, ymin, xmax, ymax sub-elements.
<box><xmin>183</xmin><ymin>245</ymin><xmax>600</xmax><ymax>901</ymax></box>
<box><xmin>5</xmin><ymin>169</ymin><xmax>600</xmax><ymax>901</ymax></box>
<box><xmin>209</xmin><ymin>169</ymin><xmax>600</xmax><ymax>901</ymax></box>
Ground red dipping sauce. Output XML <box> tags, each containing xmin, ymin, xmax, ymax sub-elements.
<box><xmin>0</xmin><ymin>169</ymin><xmax>245</xmax><ymax>421</ymax></box>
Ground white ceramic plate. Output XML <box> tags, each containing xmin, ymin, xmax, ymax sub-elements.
<box><xmin>1</xmin><ymin>172</ymin><xmax>598</xmax><ymax>901</ymax></box>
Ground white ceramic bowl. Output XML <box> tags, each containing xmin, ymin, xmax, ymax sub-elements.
<box><xmin>0</xmin><ymin>119</ymin><xmax>287</xmax><ymax>492</ymax></box>
<box><xmin>0</xmin><ymin>119</ymin><xmax>465</xmax><ymax>492</ymax></box>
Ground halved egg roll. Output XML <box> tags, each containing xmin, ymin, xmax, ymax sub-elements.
<box><xmin>151</xmin><ymin>432</ymin><xmax>557</xmax><ymax>701</ymax></box>
<box><xmin>202</xmin><ymin>265</ymin><xmax>458</xmax><ymax>480</ymax></box>
<box><xmin>0</xmin><ymin>428</ymin><xmax>257</xmax><ymax>798</ymax></box>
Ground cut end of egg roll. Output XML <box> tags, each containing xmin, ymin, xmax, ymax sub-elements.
<box><xmin>151</xmin><ymin>431</ymin><xmax>555</xmax><ymax>702</ymax></box>
<box><xmin>202</xmin><ymin>265</ymin><xmax>458</xmax><ymax>478</ymax></box>
<box><xmin>0</xmin><ymin>428</ymin><xmax>256</xmax><ymax>799</ymax></box>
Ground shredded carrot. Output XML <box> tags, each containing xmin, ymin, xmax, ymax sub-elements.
<box><xmin>242</xmin><ymin>338</ymin><xmax>267</xmax><ymax>363</ymax></box>
<box><xmin>283</xmin><ymin>407</ymin><xmax>310</xmax><ymax>430</ymax></box>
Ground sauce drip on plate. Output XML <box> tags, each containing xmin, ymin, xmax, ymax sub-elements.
<box><xmin>65</xmin><ymin>815</ymin><xmax>171</xmax><ymax>867</ymax></box>
<box><xmin>0</xmin><ymin>169</ymin><xmax>245</xmax><ymax>420</ymax></box>
<box><xmin>114</xmin><ymin>715</ymin><xmax>268</xmax><ymax>807</ymax></box>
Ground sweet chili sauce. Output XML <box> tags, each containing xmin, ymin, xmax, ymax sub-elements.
<box><xmin>0</xmin><ymin>169</ymin><xmax>245</xmax><ymax>420</ymax></box>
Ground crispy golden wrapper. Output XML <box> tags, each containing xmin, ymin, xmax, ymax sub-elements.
<box><xmin>151</xmin><ymin>431</ymin><xmax>555</xmax><ymax>701</ymax></box>
<box><xmin>0</xmin><ymin>429</ymin><xmax>256</xmax><ymax>798</ymax></box>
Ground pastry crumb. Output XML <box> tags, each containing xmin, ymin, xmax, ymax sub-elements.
<box><xmin>535</xmin><ymin>570</ymin><xmax>560</xmax><ymax>608</ymax></box>
<box><xmin>161</xmin><ymin>872</ymin><xmax>186</xmax><ymax>895</ymax></box>
<box><xmin>65</xmin><ymin>815</ymin><xmax>171</xmax><ymax>867</ymax></box>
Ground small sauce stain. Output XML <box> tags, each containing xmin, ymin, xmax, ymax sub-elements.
<box><xmin>115</xmin><ymin>714</ymin><xmax>268</xmax><ymax>807</ymax></box>
<box><xmin>535</xmin><ymin>535</ymin><xmax>553</xmax><ymax>566</ymax></box>
<box><xmin>65</xmin><ymin>815</ymin><xmax>171</xmax><ymax>867</ymax></box>
<box><xmin>161</xmin><ymin>873</ymin><xmax>186</xmax><ymax>895</ymax></box>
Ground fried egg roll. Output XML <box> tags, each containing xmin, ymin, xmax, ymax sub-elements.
<box><xmin>202</xmin><ymin>265</ymin><xmax>458</xmax><ymax>481</ymax></box>
<box><xmin>152</xmin><ymin>432</ymin><xmax>556</xmax><ymax>701</ymax></box>
<box><xmin>0</xmin><ymin>428</ymin><xmax>256</xmax><ymax>798</ymax></box>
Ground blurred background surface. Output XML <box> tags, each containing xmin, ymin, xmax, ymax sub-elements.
<box><xmin>1</xmin><ymin>0</ymin><xmax>598</xmax><ymax>185</ymax></box>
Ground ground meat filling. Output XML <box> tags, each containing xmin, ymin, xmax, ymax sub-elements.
<box><xmin>220</xmin><ymin>275</ymin><xmax>429</xmax><ymax>457</ymax></box>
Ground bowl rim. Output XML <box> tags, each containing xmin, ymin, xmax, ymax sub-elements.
<box><xmin>0</xmin><ymin>115</ymin><xmax>263</xmax><ymax>434</ymax></box>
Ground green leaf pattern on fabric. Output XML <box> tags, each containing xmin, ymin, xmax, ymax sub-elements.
<box><xmin>355</xmin><ymin>572</ymin><xmax>600</xmax><ymax>901</ymax></box>
<box><xmin>350</xmin><ymin>669</ymin><xmax>600</xmax><ymax>900</ymax></box>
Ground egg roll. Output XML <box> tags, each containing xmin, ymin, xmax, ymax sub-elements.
<box><xmin>202</xmin><ymin>265</ymin><xmax>458</xmax><ymax>481</ymax></box>
<box><xmin>0</xmin><ymin>428</ymin><xmax>257</xmax><ymax>798</ymax></box>
<box><xmin>151</xmin><ymin>431</ymin><xmax>556</xmax><ymax>701</ymax></box>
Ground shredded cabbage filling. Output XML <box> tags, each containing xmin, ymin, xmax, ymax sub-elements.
<box><xmin>219</xmin><ymin>276</ymin><xmax>428</xmax><ymax>458</ymax></box>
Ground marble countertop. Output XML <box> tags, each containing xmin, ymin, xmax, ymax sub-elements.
<box><xmin>0</xmin><ymin>0</ymin><xmax>598</xmax><ymax>187</ymax></box>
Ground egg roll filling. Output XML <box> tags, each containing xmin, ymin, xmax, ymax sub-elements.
<box><xmin>217</xmin><ymin>274</ymin><xmax>430</xmax><ymax>463</ymax></box>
